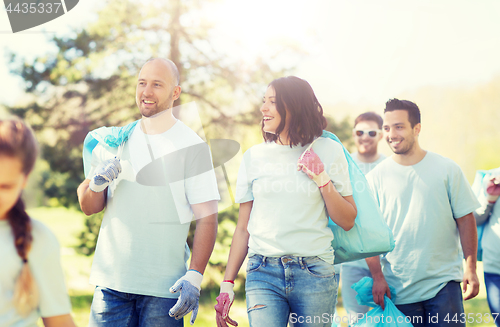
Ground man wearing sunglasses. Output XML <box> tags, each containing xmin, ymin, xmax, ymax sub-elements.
<box><xmin>340</xmin><ymin>112</ymin><xmax>387</xmax><ymax>325</ymax></box>
<box><xmin>351</xmin><ymin>112</ymin><xmax>386</xmax><ymax>175</ymax></box>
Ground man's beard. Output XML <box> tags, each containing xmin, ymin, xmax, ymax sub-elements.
<box><xmin>140</xmin><ymin>94</ymin><xmax>173</xmax><ymax>117</ymax></box>
<box><xmin>390</xmin><ymin>137</ymin><xmax>415</xmax><ymax>155</ymax></box>
<box><xmin>358</xmin><ymin>143</ymin><xmax>377</xmax><ymax>156</ymax></box>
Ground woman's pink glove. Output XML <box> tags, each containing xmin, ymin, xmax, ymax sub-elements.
<box><xmin>297</xmin><ymin>148</ymin><xmax>330</xmax><ymax>188</ymax></box>
<box><xmin>215</xmin><ymin>282</ymin><xmax>238</xmax><ymax>327</ymax></box>
<box><xmin>486</xmin><ymin>176</ymin><xmax>500</xmax><ymax>203</ymax></box>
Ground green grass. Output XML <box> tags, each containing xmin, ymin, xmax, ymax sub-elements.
<box><xmin>30</xmin><ymin>206</ymin><xmax>496</xmax><ymax>327</ymax></box>
<box><xmin>68</xmin><ymin>293</ymin><xmax>94</xmax><ymax>327</ymax></box>
<box><xmin>464</xmin><ymin>297</ymin><xmax>497</xmax><ymax>327</ymax></box>
<box><xmin>28</xmin><ymin>207</ymin><xmax>86</xmax><ymax>247</ymax></box>
<box><xmin>29</xmin><ymin>206</ymin><xmax>248</xmax><ymax>327</ymax></box>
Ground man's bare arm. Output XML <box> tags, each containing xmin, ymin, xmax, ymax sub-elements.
<box><xmin>189</xmin><ymin>200</ymin><xmax>218</xmax><ymax>274</ymax></box>
<box><xmin>456</xmin><ymin>212</ymin><xmax>480</xmax><ymax>300</ymax></box>
<box><xmin>77</xmin><ymin>179</ymin><xmax>107</xmax><ymax>216</ymax></box>
<box><xmin>365</xmin><ymin>256</ymin><xmax>391</xmax><ymax>309</ymax></box>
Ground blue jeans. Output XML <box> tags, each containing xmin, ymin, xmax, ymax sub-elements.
<box><xmin>396</xmin><ymin>281</ymin><xmax>464</xmax><ymax>327</ymax></box>
<box><xmin>245</xmin><ymin>254</ymin><xmax>337</xmax><ymax>327</ymax></box>
<box><xmin>484</xmin><ymin>272</ymin><xmax>500</xmax><ymax>327</ymax></box>
<box><xmin>89</xmin><ymin>286</ymin><xmax>183</xmax><ymax>327</ymax></box>
<box><xmin>340</xmin><ymin>265</ymin><xmax>372</xmax><ymax>325</ymax></box>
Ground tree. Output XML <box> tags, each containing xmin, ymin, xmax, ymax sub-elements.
<box><xmin>325</xmin><ymin>115</ymin><xmax>354</xmax><ymax>150</ymax></box>
<box><xmin>6</xmin><ymin>0</ymin><xmax>354</xmax><ymax>265</ymax></box>
<box><xmin>6</xmin><ymin>0</ymin><xmax>300</xmax><ymax>258</ymax></box>
<box><xmin>8</xmin><ymin>0</ymin><xmax>295</xmax><ymax>207</ymax></box>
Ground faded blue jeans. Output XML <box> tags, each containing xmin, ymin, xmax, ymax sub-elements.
<box><xmin>89</xmin><ymin>286</ymin><xmax>183</xmax><ymax>327</ymax></box>
<box><xmin>245</xmin><ymin>254</ymin><xmax>337</xmax><ymax>327</ymax></box>
<box><xmin>484</xmin><ymin>272</ymin><xmax>500</xmax><ymax>327</ymax></box>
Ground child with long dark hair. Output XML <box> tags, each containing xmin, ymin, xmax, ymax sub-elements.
<box><xmin>215</xmin><ymin>76</ymin><xmax>357</xmax><ymax>327</ymax></box>
<box><xmin>0</xmin><ymin>118</ymin><xmax>75</xmax><ymax>326</ymax></box>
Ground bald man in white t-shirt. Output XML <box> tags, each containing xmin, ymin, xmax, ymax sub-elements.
<box><xmin>77</xmin><ymin>58</ymin><xmax>220</xmax><ymax>326</ymax></box>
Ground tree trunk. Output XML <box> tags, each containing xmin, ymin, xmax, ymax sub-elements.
<box><xmin>170</xmin><ymin>0</ymin><xmax>182</xmax><ymax>118</ymax></box>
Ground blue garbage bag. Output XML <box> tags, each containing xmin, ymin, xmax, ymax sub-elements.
<box><xmin>331</xmin><ymin>315</ymin><xmax>340</xmax><ymax>327</ymax></box>
<box><xmin>82</xmin><ymin>120</ymin><xmax>139</xmax><ymax>177</ymax></box>
<box><xmin>320</xmin><ymin>131</ymin><xmax>395</xmax><ymax>264</ymax></box>
<box><xmin>352</xmin><ymin>277</ymin><xmax>413</xmax><ymax>327</ymax></box>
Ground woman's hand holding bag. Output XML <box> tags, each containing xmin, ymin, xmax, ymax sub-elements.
<box><xmin>297</xmin><ymin>147</ymin><xmax>330</xmax><ymax>188</ymax></box>
<box><xmin>486</xmin><ymin>176</ymin><xmax>500</xmax><ymax>203</ymax></box>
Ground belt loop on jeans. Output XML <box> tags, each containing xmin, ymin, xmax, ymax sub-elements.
<box><xmin>261</xmin><ymin>256</ymin><xmax>266</xmax><ymax>267</ymax></box>
<box><xmin>299</xmin><ymin>257</ymin><xmax>305</xmax><ymax>269</ymax></box>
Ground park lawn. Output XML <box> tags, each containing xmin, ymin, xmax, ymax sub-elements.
<box><xmin>31</xmin><ymin>206</ymin><xmax>495</xmax><ymax>327</ymax></box>
<box><xmin>29</xmin><ymin>206</ymin><xmax>249</xmax><ymax>327</ymax></box>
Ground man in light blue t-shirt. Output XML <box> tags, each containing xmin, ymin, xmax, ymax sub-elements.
<box><xmin>340</xmin><ymin>112</ymin><xmax>386</xmax><ymax>324</ymax></box>
<box><xmin>77</xmin><ymin>58</ymin><xmax>220</xmax><ymax>326</ymax></box>
<box><xmin>365</xmin><ymin>99</ymin><xmax>480</xmax><ymax>327</ymax></box>
<box><xmin>350</xmin><ymin>111</ymin><xmax>386</xmax><ymax>176</ymax></box>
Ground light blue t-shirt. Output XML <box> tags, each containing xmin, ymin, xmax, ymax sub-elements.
<box><xmin>351</xmin><ymin>152</ymin><xmax>387</xmax><ymax>176</ymax></box>
<box><xmin>87</xmin><ymin>121</ymin><xmax>220</xmax><ymax>298</ymax></box>
<box><xmin>342</xmin><ymin>152</ymin><xmax>387</xmax><ymax>270</ymax></box>
<box><xmin>367</xmin><ymin>152</ymin><xmax>480</xmax><ymax>305</ymax></box>
<box><xmin>474</xmin><ymin>168</ymin><xmax>500</xmax><ymax>275</ymax></box>
<box><xmin>0</xmin><ymin>219</ymin><xmax>71</xmax><ymax>326</ymax></box>
<box><xmin>235</xmin><ymin>138</ymin><xmax>352</xmax><ymax>264</ymax></box>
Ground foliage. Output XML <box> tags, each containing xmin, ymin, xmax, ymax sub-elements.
<box><xmin>7</xmin><ymin>0</ymin><xmax>296</xmax><ymax>208</ymax></box>
<box><xmin>201</xmin><ymin>205</ymin><xmax>247</xmax><ymax>291</ymax></box>
<box><xmin>325</xmin><ymin>115</ymin><xmax>354</xmax><ymax>150</ymax></box>
<box><xmin>75</xmin><ymin>211</ymin><xmax>103</xmax><ymax>256</ymax></box>
<box><xmin>7</xmin><ymin>0</ymin><xmax>354</xmax><ymax>257</ymax></box>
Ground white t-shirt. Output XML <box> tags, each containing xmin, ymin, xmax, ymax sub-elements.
<box><xmin>87</xmin><ymin>120</ymin><xmax>220</xmax><ymax>298</ymax></box>
<box><xmin>367</xmin><ymin>152</ymin><xmax>480</xmax><ymax>304</ymax></box>
<box><xmin>342</xmin><ymin>152</ymin><xmax>387</xmax><ymax>270</ymax></box>
<box><xmin>0</xmin><ymin>219</ymin><xmax>71</xmax><ymax>327</ymax></box>
<box><xmin>235</xmin><ymin>138</ymin><xmax>352</xmax><ymax>264</ymax></box>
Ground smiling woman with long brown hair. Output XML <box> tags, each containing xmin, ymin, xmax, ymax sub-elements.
<box><xmin>215</xmin><ymin>76</ymin><xmax>357</xmax><ymax>327</ymax></box>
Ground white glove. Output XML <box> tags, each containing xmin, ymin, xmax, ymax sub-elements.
<box><xmin>89</xmin><ymin>157</ymin><xmax>122</xmax><ymax>192</ymax></box>
<box><xmin>169</xmin><ymin>270</ymin><xmax>203</xmax><ymax>325</ymax></box>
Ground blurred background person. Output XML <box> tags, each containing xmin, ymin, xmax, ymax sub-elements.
<box><xmin>474</xmin><ymin>170</ymin><xmax>500</xmax><ymax>327</ymax></box>
<box><xmin>350</xmin><ymin>112</ymin><xmax>386</xmax><ymax>175</ymax></box>
<box><xmin>339</xmin><ymin>111</ymin><xmax>386</xmax><ymax>324</ymax></box>
<box><xmin>0</xmin><ymin>118</ymin><xmax>75</xmax><ymax>327</ymax></box>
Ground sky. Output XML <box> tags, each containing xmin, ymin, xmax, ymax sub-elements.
<box><xmin>1</xmin><ymin>0</ymin><xmax>500</xmax><ymax>109</ymax></box>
